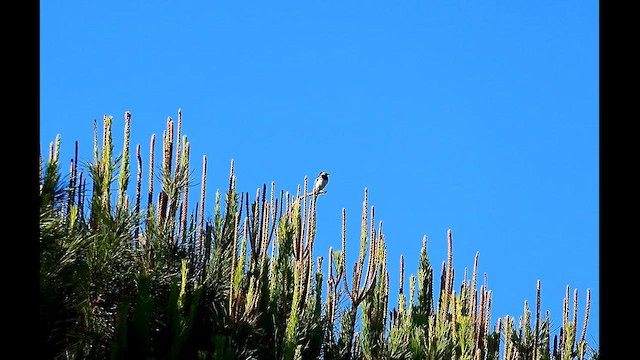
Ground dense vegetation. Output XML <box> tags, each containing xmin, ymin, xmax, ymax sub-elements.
<box><xmin>39</xmin><ymin>111</ymin><xmax>598</xmax><ymax>359</ymax></box>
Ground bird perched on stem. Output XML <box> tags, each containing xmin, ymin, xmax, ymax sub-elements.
<box><xmin>312</xmin><ymin>171</ymin><xmax>330</xmax><ymax>195</ymax></box>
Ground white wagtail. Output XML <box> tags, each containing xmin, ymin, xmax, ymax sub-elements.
<box><xmin>312</xmin><ymin>171</ymin><xmax>330</xmax><ymax>195</ymax></box>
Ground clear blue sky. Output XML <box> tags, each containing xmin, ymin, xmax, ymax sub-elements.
<box><xmin>40</xmin><ymin>1</ymin><xmax>599</xmax><ymax>347</ymax></box>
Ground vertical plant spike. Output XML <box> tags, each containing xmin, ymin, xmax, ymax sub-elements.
<box><xmin>67</xmin><ymin>141</ymin><xmax>79</xmax><ymax>214</ymax></box>
<box><xmin>62</xmin><ymin>159</ymin><xmax>74</xmax><ymax>217</ymax></box>
<box><xmin>308</xmin><ymin>194</ymin><xmax>318</xmax><ymax>257</ymax></box>
<box><xmin>444</xmin><ymin>229</ymin><xmax>454</xmax><ymax>317</ymax></box>
<box><xmin>482</xmin><ymin>273</ymin><xmax>489</xmax><ymax>348</ymax></box>
<box><xmin>360</xmin><ymin>206</ymin><xmax>373</xmax><ymax>292</ymax></box>
<box><xmin>267</xmin><ymin>208</ymin><xmax>279</xmax><ymax>298</ymax></box>
<box><xmin>451</xmin><ymin>289</ymin><xmax>457</xmax><ymax>340</ymax></box>
<box><xmin>579</xmin><ymin>289</ymin><xmax>591</xmax><ymax>352</ymax></box>
<box><xmin>561</xmin><ymin>285</ymin><xmax>569</xmax><ymax>357</ymax></box>
<box><xmin>278</xmin><ymin>189</ymin><xmax>285</xmax><ymax>223</ymax></box>
<box><xmin>415</xmin><ymin>235</ymin><xmax>433</xmax><ymax>332</ymax></box>
<box><xmin>165</xmin><ymin>117</ymin><xmax>174</xmax><ymax>178</ymax></box>
<box><xmin>180</xmin><ymin>136</ymin><xmax>191</xmax><ymax>250</ymax></box>
<box><xmin>78</xmin><ymin>174</ymin><xmax>85</xmax><ymax>220</ymax></box>
<box><xmin>174</xmin><ymin>109</ymin><xmax>182</xmax><ymax>175</ymax></box>
<box><xmin>471</xmin><ymin>252</ymin><xmax>479</xmax><ymax>329</ymax></box>
<box><xmin>229</xmin><ymin>212</ymin><xmax>239</xmax><ymax>315</ymax></box>
<box><xmin>156</xmin><ymin>190</ymin><xmax>165</xmax><ymax>232</ymax></box>
<box><xmin>73</xmin><ymin>140</ymin><xmax>79</xmax><ymax>199</ymax></box>
<box><xmin>340</xmin><ymin>207</ymin><xmax>347</xmax><ymax>273</ymax></box>
<box><xmin>368</xmin><ymin>221</ymin><xmax>381</xmax><ymax>290</ymax></box>
<box><xmin>93</xmin><ymin>119</ymin><xmax>99</xmax><ymax>165</ymax></box>
<box><xmin>48</xmin><ymin>141</ymin><xmax>54</xmax><ymax>164</ymax></box>
<box><xmin>117</xmin><ymin>111</ymin><xmax>131</xmax><ymax>216</ymax></box>
<box><xmin>438</xmin><ymin>260</ymin><xmax>446</xmax><ymax>312</ymax></box>
<box><xmin>299</xmin><ymin>188</ymin><xmax>317</xmax><ymax>306</ymax></box>
<box><xmin>534</xmin><ymin>280</ymin><xmax>541</xmax><ymax>360</ymax></box>
<box><xmin>399</xmin><ymin>255</ymin><xmax>404</xmax><ymax>294</ymax></box>
<box><xmin>476</xmin><ymin>286</ymin><xmax>491</xmax><ymax>356</ymax></box>
<box><xmin>356</xmin><ymin>189</ymin><xmax>369</xmax><ymax>298</ymax></box>
<box><xmin>39</xmin><ymin>147</ymin><xmax>43</xmax><ymax>191</ymax></box>
<box><xmin>101</xmin><ymin>115</ymin><xmax>107</xmax><ymax>158</ymax></box>
<box><xmin>157</xmin><ymin>130</ymin><xmax>168</xmax><ymax>224</ymax></box>
<box><xmin>383</xmin><ymin>270</ymin><xmax>389</xmax><ymax>331</ymax></box>
<box><xmin>147</xmin><ymin>134</ymin><xmax>156</xmax><ymax>227</ymax></box>
<box><xmin>301</xmin><ymin>176</ymin><xmax>308</xmax><ymax>251</ymax></box>
<box><xmin>294</xmin><ymin>184</ymin><xmax>300</xmax><ymax>207</ymax></box>
<box><xmin>250</xmin><ymin>187</ymin><xmax>261</xmax><ymax>259</ymax></box>
<box><xmin>54</xmin><ymin>135</ymin><xmax>61</xmax><ymax>164</ymax></box>
<box><xmin>317</xmin><ymin>257</ymin><xmax>323</xmax><ymax>279</ymax></box>
<box><xmin>304</xmin><ymin>231</ymin><xmax>316</xmax><ymax>309</ymax></box>
<box><xmin>137</xmin><ymin>135</ymin><xmax>156</xmax><ymax>257</ymax></box>
<box><xmin>475</xmin><ymin>286</ymin><xmax>485</xmax><ymax>355</ymax></box>
<box><xmin>484</xmin><ymin>290</ymin><xmax>492</xmax><ymax>357</ymax></box>
<box><xmin>572</xmin><ymin>288</ymin><xmax>579</xmax><ymax>352</ymax></box>
<box><xmin>198</xmin><ymin>155</ymin><xmax>207</xmax><ymax>259</ymax></box>
<box><xmin>101</xmin><ymin>115</ymin><xmax>113</xmax><ymax>214</ymax></box>
<box><xmin>502</xmin><ymin>316</ymin><xmax>512</xmax><ymax>360</ymax></box>
<box><xmin>270</xmin><ymin>182</ymin><xmax>276</xmax><ymax>227</ymax></box>
<box><xmin>462</xmin><ymin>262</ymin><xmax>469</xmax><ymax>286</ymax></box>
<box><xmin>135</xmin><ymin>144</ymin><xmax>142</xmax><ymax>242</ymax></box>
<box><xmin>397</xmin><ymin>259</ymin><xmax>407</xmax><ymax>322</ymax></box>
<box><xmin>484</xmin><ymin>287</ymin><xmax>492</xmax><ymax>348</ymax></box>
<box><xmin>523</xmin><ymin>300</ymin><xmax>531</xmax><ymax>356</ymax></box>
<box><xmin>564</xmin><ymin>285</ymin><xmax>570</xmax><ymax>326</ymax></box>
<box><xmin>327</xmin><ymin>248</ymin><xmax>334</xmax><ymax>289</ymax></box>
<box><xmin>540</xmin><ymin>311</ymin><xmax>552</xmax><ymax>360</ymax></box>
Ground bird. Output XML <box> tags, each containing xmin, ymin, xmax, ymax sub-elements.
<box><xmin>312</xmin><ymin>171</ymin><xmax>330</xmax><ymax>195</ymax></box>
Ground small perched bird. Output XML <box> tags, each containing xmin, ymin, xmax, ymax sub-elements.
<box><xmin>313</xmin><ymin>171</ymin><xmax>330</xmax><ymax>195</ymax></box>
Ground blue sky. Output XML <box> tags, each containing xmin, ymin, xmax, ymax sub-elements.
<box><xmin>40</xmin><ymin>1</ymin><xmax>599</xmax><ymax>347</ymax></box>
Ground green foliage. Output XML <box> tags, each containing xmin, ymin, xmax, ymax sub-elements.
<box><xmin>39</xmin><ymin>112</ymin><xmax>597</xmax><ymax>360</ymax></box>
